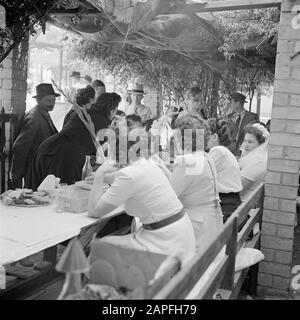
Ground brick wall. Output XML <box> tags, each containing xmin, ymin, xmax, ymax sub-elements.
<box><xmin>0</xmin><ymin>38</ymin><xmax>29</xmax><ymax>190</ymax></box>
<box><xmin>258</xmin><ymin>0</ymin><xmax>300</xmax><ymax>297</ymax></box>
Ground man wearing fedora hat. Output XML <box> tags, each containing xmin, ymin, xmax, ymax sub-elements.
<box><xmin>129</xmin><ymin>83</ymin><xmax>152</xmax><ymax>122</ymax></box>
<box><xmin>228</xmin><ymin>92</ymin><xmax>259</xmax><ymax>156</ymax></box>
<box><xmin>69</xmin><ymin>71</ymin><xmax>85</xmax><ymax>101</ymax></box>
<box><xmin>11</xmin><ymin>83</ymin><xmax>60</xmax><ymax>189</ymax></box>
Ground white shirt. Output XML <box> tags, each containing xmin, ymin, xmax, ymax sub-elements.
<box><xmin>209</xmin><ymin>146</ymin><xmax>242</xmax><ymax>194</ymax></box>
<box><xmin>101</xmin><ymin>158</ymin><xmax>183</xmax><ymax>224</ymax></box>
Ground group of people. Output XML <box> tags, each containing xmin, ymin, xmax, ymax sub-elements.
<box><xmin>10</xmin><ymin>79</ymin><xmax>269</xmax><ymax>266</ymax></box>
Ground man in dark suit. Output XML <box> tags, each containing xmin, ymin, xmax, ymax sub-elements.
<box><xmin>11</xmin><ymin>83</ymin><xmax>60</xmax><ymax>188</ymax></box>
<box><xmin>228</xmin><ymin>92</ymin><xmax>259</xmax><ymax>156</ymax></box>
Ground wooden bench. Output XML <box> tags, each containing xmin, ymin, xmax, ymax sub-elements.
<box><xmin>150</xmin><ymin>182</ymin><xmax>264</xmax><ymax>299</ymax></box>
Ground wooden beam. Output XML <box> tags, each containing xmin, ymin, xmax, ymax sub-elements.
<box><xmin>164</xmin><ymin>0</ymin><xmax>281</xmax><ymax>15</ymax></box>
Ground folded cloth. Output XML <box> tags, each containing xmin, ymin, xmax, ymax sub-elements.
<box><xmin>37</xmin><ymin>174</ymin><xmax>60</xmax><ymax>194</ymax></box>
<box><xmin>235</xmin><ymin>247</ymin><xmax>264</xmax><ymax>272</ymax></box>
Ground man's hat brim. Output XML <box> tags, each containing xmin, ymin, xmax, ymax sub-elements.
<box><xmin>127</xmin><ymin>90</ymin><xmax>146</xmax><ymax>94</ymax></box>
<box><xmin>33</xmin><ymin>93</ymin><xmax>60</xmax><ymax>98</ymax></box>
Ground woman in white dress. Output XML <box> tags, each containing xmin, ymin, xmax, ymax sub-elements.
<box><xmin>155</xmin><ymin>115</ymin><xmax>223</xmax><ymax>254</ymax></box>
<box><xmin>207</xmin><ymin>118</ymin><xmax>243</xmax><ymax>222</ymax></box>
<box><xmin>88</xmin><ymin>127</ymin><xmax>196</xmax><ymax>265</ymax></box>
<box><xmin>239</xmin><ymin>123</ymin><xmax>269</xmax><ymax>200</ymax></box>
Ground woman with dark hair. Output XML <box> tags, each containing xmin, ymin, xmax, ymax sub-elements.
<box><xmin>87</xmin><ymin>126</ymin><xmax>196</xmax><ymax>265</ymax></box>
<box><xmin>28</xmin><ymin>93</ymin><xmax>121</xmax><ymax>188</ymax></box>
<box><xmin>153</xmin><ymin>115</ymin><xmax>223</xmax><ymax>254</ymax></box>
<box><xmin>207</xmin><ymin>118</ymin><xmax>242</xmax><ymax>223</ymax></box>
<box><xmin>238</xmin><ymin>122</ymin><xmax>269</xmax><ymax>200</ymax></box>
<box><xmin>63</xmin><ymin>85</ymin><xmax>95</xmax><ymax>127</ymax></box>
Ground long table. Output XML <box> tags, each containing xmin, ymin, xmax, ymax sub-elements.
<box><xmin>0</xmin><ymin>202</ymin><xmax>125</xmax><ymax>299</ymax></box>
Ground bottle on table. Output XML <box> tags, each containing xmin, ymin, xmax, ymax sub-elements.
<box><xmin>82</xmin><ymin>155</ymin><xmax>93</xmax><ymax>181</ymax></box>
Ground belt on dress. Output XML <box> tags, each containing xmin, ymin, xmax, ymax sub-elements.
<box><xmin>142</xmin><ymin>208</ymin><xmax>185</xmax><ymax>230</ymax></box>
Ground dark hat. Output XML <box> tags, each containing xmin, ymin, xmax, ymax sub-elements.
<box><xmin>231</xmin><ymin>92</ymin><xmax>248</xmax><ymax>103</ymax></box>
<box><xmin>84</xmin><ymin>75</ymin><xmax>92</xmax><ymax>83</ymax></box>
<box><xmin>32</xmin><ymin>83</ymin><xmax>60</xmax><ymax>98</ymax></box>
<box><xmin>70</xmin><ymin>71</ymin><xmax>81</xmax><ymax>78</ymax></box>
<box><xmin>127</xmin><ymin>83</ymin><xmax>147</xmax><ymax>95</ymax></box>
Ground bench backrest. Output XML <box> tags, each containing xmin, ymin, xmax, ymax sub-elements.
<box><xmin>150</xmin><ymin>182</ymin><xmax>265</xmax><ymax>299</ymax></box>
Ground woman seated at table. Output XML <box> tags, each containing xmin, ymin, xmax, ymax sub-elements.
<box><xmin>154</xmin><ymin>115</ymin><xmax>223</xmax><ymax>254</ymax></box>
<box><xmin>63</xmin><ymin>85</ymin><xmax>96</xmax><ymax>127</ymax></box>
<box><xmin>28</xmin><ymin>93</ymin><xmax>121</xmax><ymax>189</ymax></box>
<box><xmin>87</xmin><ymin>127</ymin><xmax>196</xmax><ymax>265</ymax></box>
<box><xmin>238</xmin><ymin>122</ymin><xmax>269</xmax><ymax>200</ymax></box>
<box><xmin>207</xmin><ymin>118</ymin><xmax>243</xmax><ymax>223</ymax></box>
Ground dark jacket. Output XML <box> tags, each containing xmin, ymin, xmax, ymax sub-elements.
<box><xmin>229</xmin><ymin>110</ymin><xmax>259</xmax><ymax>155</ymax></box>
<box><xmin>28</xmin><ymin>110</ymin><xmax>111</xmax><ymax>189</ymax></box>
<box><xmin>11</xmin><ymin>105</ymin><xmax>58</xmax><ymax>184</ymax></box>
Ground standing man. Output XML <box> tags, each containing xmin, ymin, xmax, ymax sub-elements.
<box><xmin>228</xmin><ymin>92</ymin><xmax>259</xmax><ymax>156</ymax></box>
<box><xmin>130</xmin><ymin>83</ymin><xmax>152</xmax><ymax>122</ymax></box>
<box><xmin>11</xmin><ymin>83</ymin><xmax>60</xmax><ymax>188</ymax></box>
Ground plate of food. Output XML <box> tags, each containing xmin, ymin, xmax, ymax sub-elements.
<box><xmin>1</xmin><ymin>189</ymin><xmax>53</xmax><ymax>207</ymax></box>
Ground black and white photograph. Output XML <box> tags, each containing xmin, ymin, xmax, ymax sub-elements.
<box><xmin>0</xmin><ymin>0</ymin><xmax>299</xmax><ymax>309</ymax></box>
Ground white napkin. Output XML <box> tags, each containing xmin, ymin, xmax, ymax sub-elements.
<box><xmin>37</xmin><ymin>175</ymin><xmax>60</xmax><ymax>194</ymax></box>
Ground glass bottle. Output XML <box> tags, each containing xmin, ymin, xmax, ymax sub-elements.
<box><xmin>82</xmin><ymin>155</ymin><xmax>93</xmax><ymax>181</ymax></box>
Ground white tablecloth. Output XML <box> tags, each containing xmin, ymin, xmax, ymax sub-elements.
<box><xmin>0</xmin><ymin>203</ymin><xmax>124</xmax><ymax>265</ymax></box>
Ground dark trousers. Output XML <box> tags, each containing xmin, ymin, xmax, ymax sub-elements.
<box><xmin>220</xmin><ymin>192</ymin><xmax>242</xmax><ymax>224</ymax></box>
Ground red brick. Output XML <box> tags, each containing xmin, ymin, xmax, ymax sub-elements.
<box><xmin>261</xmin><ymin>235</ymin><xmax>293</xmax><ymax>251</ymax></box>
<box><xmin>283</xmin><ymin>146</ymin><xmax>300</xmax><ymax>160</ymax></box>
<box><xmin>281</xmin><ymin>1</ymin><xmax>298</xmax><ymax>12</ymax></box>
<box><xmin>279</xmin><ymin>13</ymin><xmax>294</xmax><ymax>27</ymax></box>
<box><xmin>270</xmin><ymin>119</ymin><xmax>287</xmax><ymax>132</ymax></box>
<box><xmin>261</xmin><ymin>247</ymin><xmax>275</xmax><ymax>262</ymax></box>
<box><xmin>286</xmin><ymin>120</ymin><xmax>300</xmax><ymax>133</ymax></box>
<box><xmin>268</xmin><ymin>145</ymin><xmax>283</xmax><ymax>159</ymax></box>
<box><xmin>257</xmin><ymin>285</ymin><xmax>290</xmax><ymax>298</ymax></box>
<box><xmin>262</xmin><ymin>222</ymin><xmax>276</xmax><ymax>236</ymax></box>
<box><xmin>276</xmin><ymin>225</ymin><xmax>294</xmax><ymax>239</ymax></box>
<box><xmin>291</xmin><ymin>67</ymin><xmax>300</xmax><ymax>80</ymax></box>
<box><xmin>281</xmin><ymin>173</ymin><xmax>299</xmax><ymax>186</ymax></box>
<box><xmin>274</xmin><ymin>79</ymin><xmax>300</xmax><ymax>94</ymax></box>
<box><xmin>287</xmin><ymin>107</ymin><xmax>300</xmax><ymax>120</ymax></box>
<box><xmin>263</xmin><ymin>209</ymin><xmax>295</xmax><ymax>226</ymax></box>
<box><xmin>271</xmin><ymin>106</ymin><xmax>288</xmax><ymax>119</ymax></box>
<box><xmin>290</xmin><ymin>94</ymin><xmax>300</xmax><ymax>106</ymax></box>
<box><xmin>266</xmin><ymin>172</ymin><xmax>281</xmax><ymax>185</ymax></box>
<box><xmin>273</xmin><ymin>93</ymin><xmax>289</xmax><ymax>106</ymax></box>
<box><xmin>259</xmin><ymin>261</ymin><xmax>291</xmax><ymax>277</ymax></box>
<box><xmin>274</xmin><ymin>54</ymin><xmax>292</xmax><ymax>68</ymax></box>
<box><xmin>0</xmin><ymin>67</ymin><xmax>12</xmax><ymax>79</ymax></box>
<box><xmin>0</xmin><ymin>89</ymin><xmax>11</xmax><ymax>100</ymax></box>
<box><xmin>269</xmin><ymin>133</ymin><xmax>300</xmax><ymax>148</ymax></box>
<box><xmin>279</xmin><ymin>199</ymin><xmax>297</xmax><ymax>213</ymax></box>
<box><xmin>264</xmin><ymin>184</ymin><xmax>298</xmax><ymax>199</ymax></box>
<box><xmin>258</xmin><ymin>273</ymin><xmax>273</xmax><ymax>287</ymax></box>
<box><xmin>267</xmin><ymin>159</ymin><xmax>300</xmax><ymax>173</ymax></box>
<box><xmin>275</xmin><ymin>250</ymin><xmax>293</xmax><ymax>265</ymax></box>
<box><xmin>273</xmin><ymin>276</ymin><xmax>291</xmax><ymax>290</ymax></box>
<box><xmin>276</xmin><ymin>66</ymin><xmax>290</xmax><ymax>80</ymax></box>
<box><xmin>264</xmin><ymin>197</ymin><xmax>279</xmax><ymax>210</ymax></box>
